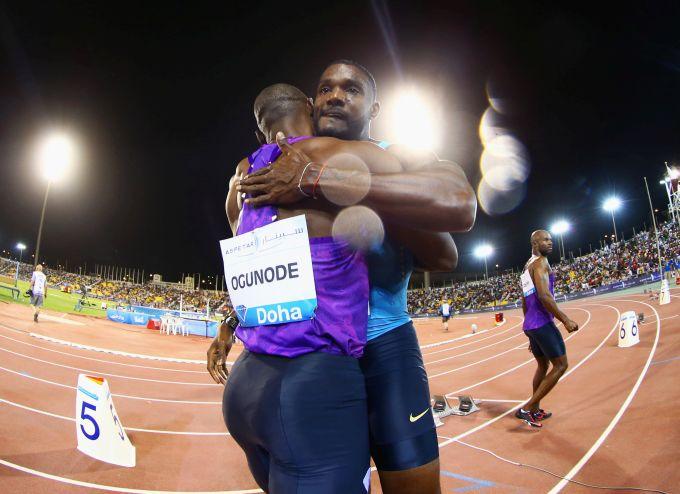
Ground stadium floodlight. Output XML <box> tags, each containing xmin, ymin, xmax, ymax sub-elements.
<box><xmin>387</xmin><ymin>88</ymin><xmax>440</xmax><ymax>150</ymax></box>
<box><xmin>602</xmin><ymin>196</ymin><xmax>622</xmax><ymax>242</ymax></box>
<box><xmin>14</xmin><ymin>243</ymin><xmax>27</xmax><ymax>286</ymax></box>
<box><xmin>474</xmin><ymin>244</ymin><xmax>493</xmax><ymax>259</ymax></box>
<box><xmin>37</xmin><ymin>132</ymin><xmax>76</xmax><ymax>182</ymax></box>
<box><xmin>474</xmin><ymin>244</ymin><xmax>493</xmax><ymax>279</ymax></box>
<box><xmin>32</xmin><ymin>131</ymin><xmax>79</xmax><ymax>268</ymax></box>
<box><xmin>550</xmin><ymin>220</ymin><xmax>570</xmax><ymax>260</ymax></box>
<box><xmin>602</xmin><ymin>196</ymin><xmax>622</xmax><ymax>212</ymax></box>
<box><xmin>550</xmin><ymin>220</ymin><xmax>569</xmax><ymax>235</ymax></box>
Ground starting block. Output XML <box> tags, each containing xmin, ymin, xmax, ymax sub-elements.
<box><xmin>618</xmin><ymin>311</ymin><xmax>640</xmax><ymax>348</ymax></box>
<box><xmin>659</xmin><ymin>279</ymin><xmax>671</xmax><ymax>305</ymax></box>
<box><xmin>76</xmin><ymin>374</ymin><xmax>136</xmax><ymax>467</ymax></box>
<box><xmin>432</xmin><ymin>409</ymin><xmax>444</xmax><ymax>427</ymax></box>
<box><xmin>432</xmin><ymin>395</ymin><xmax>480</xmax><ymax>425</ymax></box>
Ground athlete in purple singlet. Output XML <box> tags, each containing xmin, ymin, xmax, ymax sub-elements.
<box><xmin>208</xmin><ymin>83</ymin><xmax>420</xmax><ymax>493</ymax></box>
<box><xmin>517</xmin><ymin>230</ymin><xmax>579</xmax><ymax>427</ymax></box>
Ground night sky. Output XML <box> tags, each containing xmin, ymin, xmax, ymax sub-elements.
<box><xmin>1</xmin><ymin>1</ymin><xmax>678</xmax><ymax>283</ymax></box>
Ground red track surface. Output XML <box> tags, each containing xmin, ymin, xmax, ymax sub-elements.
<box><xmin>0</xmin><ymin>289</ymin><xmax>678</xmax><ymax>493</ymax></box>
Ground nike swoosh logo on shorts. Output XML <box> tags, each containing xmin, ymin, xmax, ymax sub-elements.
<box><xmin>409</xmin><ymin>409</ymin><xmax>430</xmax><ymax>423</ymax></box>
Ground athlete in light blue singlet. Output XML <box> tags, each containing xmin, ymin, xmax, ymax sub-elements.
<box><xmin>236</xmin><ymin>62</ymin><xmax>476</xmax><ymax>494</ymax></box>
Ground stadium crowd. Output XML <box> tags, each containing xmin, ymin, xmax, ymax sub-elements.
<box><xmin>0</xmin><ymin>258</ymin><xmax>228</xmax><ymax>313</ymax></box>
<box><xmin>3</xmin><ymin>222</ymin><xmax>678</xmax><ymax>316</ymax></box>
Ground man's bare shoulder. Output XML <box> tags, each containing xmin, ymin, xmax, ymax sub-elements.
<box><xmin>528</xmin><ymin>255</ymin><xmax>549</xmax><ymax>272</ymax></box>
<box><xmin>234</xmin><ymin>158</ymin><xmax>250</xmax><ymax>178</ymax></box>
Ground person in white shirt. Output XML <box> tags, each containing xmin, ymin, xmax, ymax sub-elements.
<box><xmin>29</xmin><ymin>265</ymin><xmax>47</xmax><ymax>322</ymax></box>
<box><xmin>440</xmin><ymin>299</ymin><xmax>451</xmax><ymax>331</ymax></box>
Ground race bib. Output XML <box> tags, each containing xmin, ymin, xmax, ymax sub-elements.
<box><xmin>220</xmin><ymin>215</ymin><xmax>317</xmax><ymax>327</ymax></box>
<box><xmin>520</xmin><ymin>270</ymin><xmax>535</xmax><ymax>297</ymax></box>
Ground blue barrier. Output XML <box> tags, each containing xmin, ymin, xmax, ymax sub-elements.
<box><xmin>106</xmin><ymin>307</ymin><xmax>219</xmax><ymax>337</ymax></box>
<box><xmin>106</xmin><ymin>309</ymin><xmax>152</xmax><ymax>326</ymax></box>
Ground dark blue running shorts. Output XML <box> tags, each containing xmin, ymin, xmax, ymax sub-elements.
<box><xmin>359</xmin><ymin>322</ymin><xmax>439</xmax><ymax>472</ymax></box>
<box><xmin>524</xmin><ymin>321</ymin><xmax>566</xmax><ymax>359</ymax></box>
<box><xmin>222</xmin><ymin>350</ymin><xmax>370</xmax><ymax>494</ymax></box>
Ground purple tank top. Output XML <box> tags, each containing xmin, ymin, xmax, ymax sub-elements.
<box><xmin>234</xmin><ymin>136</ymin><xmax>368</xmax><ymax>358</ymax></box>
<box><xmin>521</xmin><ymin>261</ymin><xmax>555</xmax><ymax>331</ymax></box>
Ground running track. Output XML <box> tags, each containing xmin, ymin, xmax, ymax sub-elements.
<box><xmin>0</xmin><ymin>288</ymin><xmax>678</xmax><ymax>493</ymax></box>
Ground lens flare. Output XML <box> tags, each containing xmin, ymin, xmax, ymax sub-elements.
<box><xmin>478</xmin><ymin>107</ymin><xmax>510</xmax><ymax>146</ymax></box>
<box><xmin>477</xmin><ymin>177</ymin><xmax>527</xmax><ymax>216</ymax></box>
<box><xmin>384</xmin><ymin>88</ymin><xmax>441</xmax><ymax>150</ymax></box>
<box><xmin>319</xmin><ymin>153</ymin><xmax>371</xmax><ymax>207</ymax></box>
<box><xmin>332</xmin><ymin>206</ymin><xmax>384</xmax><ymax>251</ymax></box>
<box><xmin>480</xmin><ymin>135</ymin><xmax>530</xmax><ymax>191</ymax></box>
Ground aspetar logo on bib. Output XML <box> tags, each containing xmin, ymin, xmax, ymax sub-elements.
<box><xmin>220</xmin><ymin>215</ymin><xmax>317</xmax><ymax>327</ymax></box>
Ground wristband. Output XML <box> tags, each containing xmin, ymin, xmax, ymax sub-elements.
<box><xmin>221</xmin><ymin>311</ymin><xmax>239</xmax><ymax>331</ymax></box>
<box><xmin>311</xmin><ymin>164</ymin><xmax>327</xmax><ymax>199</ymax></box>
<box><xmin>297</xmin><ymin>163</ymin><xmax>314</xmax><ymax>198</ymax></box>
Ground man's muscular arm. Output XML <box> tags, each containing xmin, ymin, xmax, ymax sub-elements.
<box><xmin>389</xmin><ymin>225</ymin><xmax>458</xmax><ymax>272</ymax></box>
<box><xmin>225</xmin><ymin>158</ymin><xmax>249</xmax><ymax>235</ymax></box>
<box><xmin>532</xmin><ymin>260</ymin><xmax>578</xmax><ymax>333</ymax></box>
<box><xmin>238</xmin><ymin>134</ymin><xmax>476</xmax><ymax>232</ymax></box>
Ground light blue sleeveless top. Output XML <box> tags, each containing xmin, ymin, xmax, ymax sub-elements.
<box><xmin>366</xmin><ymin>139</ymin><xmax>414</xmax><ymax>341</ymax></box>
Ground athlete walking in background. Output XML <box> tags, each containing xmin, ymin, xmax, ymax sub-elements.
<box><xmin>29</xmin><ymin>264</ymin><xmax>47</xmax><ymax>322</ymax></box>
<box><xmin>517</xmin><ymin>230</ymin><xmax>579</xmax><ymax>428</ymax></box>
<box><xmin>440</xmin><ymin>299</ymin><xmax>451</xmax><ymax>331</ymax></box>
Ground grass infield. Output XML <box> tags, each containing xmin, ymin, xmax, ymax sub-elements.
<box><xmin>0</xmin><ymin>279</ymin><xmax>107</xmax><ymax>318</ymax></box>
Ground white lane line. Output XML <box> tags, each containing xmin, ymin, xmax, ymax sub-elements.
<box><xmin>426</xmin><ymin>330</ymin><xmax>524</xmax><ymax>366</ymax></box>
<box><xmin>429</xmin><ymin>342</ymin><xmax>527</xmax><ymax>380</ymax></box>
<box><xmin>443</xmin><ymin>309</ymin><xmax>593</xmax><ymax>395</ymax></box>
<box><xmin>423</xmin><ymin>319</ymin><xmax>523</xmax><ymax>360</ymax></box>
<box><xmin>0</xmin><ymin>346</ymin><xmax>219</xmax><ymax>387</ymax></box>
<box><xmin>436</xmin><ymin>304</ymin><xmax>618</xmax><ymax>448</ymax></box>
<box><xmin>475</xmin><ymin>399</ymin><xmax>524</xmax><ymax>403</ymax></box>
<box><xmin>0</xmin><ymin>365</ymin><xmax>221</xmax><ymax>405</ymax></box>
<box><xmin>421</xmin><ymin>318</ymin><xmax>520</xmax><ymax>355</ymax></box>
<box><xmin>35</xmin><ymin>314</ymin><xmax>85</xmax><ymax>326</ymax></box>
<box><xmin>29</xmin><ymin>332</ymin><xmax>220</xmax><ymax>365</ymax></box>
<box><xmin>429</xmin><ymin>309</ymin><xmax>590</xmax><ymax>380</ymax></box>
<box><xmin>421</xmin><ymin>305</ymin><xmax>580</xmax><ymax>357</ymax></box>
<box><xmin>0</xmin><ymin>333</ymin><xmax>208</xmax><ymax>374</ymax></box>
<box><xmin>439</xmin><ymin>305</ymin><xmax>621</xmax><ymax>448</ymax></box>
<box><xmin>0</xmin><ymin>458</ymin><xmax>263</xmax><ymax>494</ymax></box>
<box><xmin>547</xmin><ymin>300</ymin><xmax>661</xmax><ymax>493</ymax></box>
<box><xmin>641</xmin><ymin>314</ymin><xmax>678</xmax><ymax>325</ymax></box>
<box><xmin>0</xmin><ymin>397</ymin><xmax>230</xmax><ymax>436</ymax></box>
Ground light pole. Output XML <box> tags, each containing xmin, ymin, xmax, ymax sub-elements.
<box><xmin>474</xmin><ymin>244</ymin><xmax>493</xmax><ymax>280</ymax></box>
<box><xmin>603</xmin><ymin>197</ymin><xmax>622</xmax><ymax>242</ymax></box>
<box><xmin>15</xmin><ymin>243</ymin><xmax>26</xmax><ymax>286</ymax></box>
<box><xmin>550</xmin><ymin>220</ymin><xmax>570</xmax><ymax>260</ymax></box>
<box><xmin>33</xmin><ymin>132</ymin><xmax>77</xmax><ymax>267</ymax></box>
<box><xmin>474</xmin><ymin>243</ymin><xmax>494</xmax><ymax>306</ymax></box>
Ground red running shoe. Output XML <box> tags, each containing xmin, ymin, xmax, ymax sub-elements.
<box><xmin>534</xmin><ymin>409</ymin><xmax>552</xmax><ymax>421</ymax></box>
<box><xmin>514</xmin><ymin>408</ymin><xmax>542</xmax><ymax>428</ymax></box>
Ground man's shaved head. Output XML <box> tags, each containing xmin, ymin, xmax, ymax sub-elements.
<box><xmin>530</xmin><ymin>230</ymin><xmax>549</xmax><ymax>244</ymax></box>
<box><xmin>254</xmin><ymin>83</ymin><xmax>309</xmax><ymax>133</ymax></box>
<box><xmin>530</xmin><ymin>230</ymin><xmax>553</xmax><ymax>256</ymax></box>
